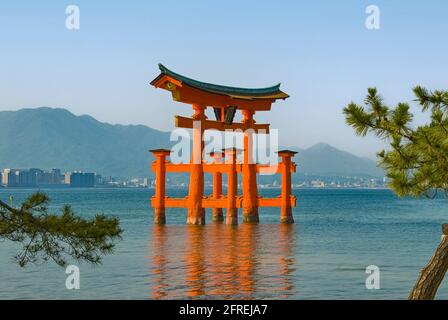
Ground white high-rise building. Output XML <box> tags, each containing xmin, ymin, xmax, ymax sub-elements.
<box><xmin>2</xmin><ymin>169</ymin><xmax>11</xmax><ymax>186</ymax></box>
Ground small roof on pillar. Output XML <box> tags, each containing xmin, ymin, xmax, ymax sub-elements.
<box><xmin>277</xmin><ymin>150</ymin><xmax>298</xmax><ymax>156</ymax></box>
<box><xmin>150</xmin><ymin>64</ymin><xmax>289</xmax><ymax>101</ymax></box>
<box><xmin>149</xmin><ymin>149</ymin><xmax>171</xmax><ymax>155</ymax></box>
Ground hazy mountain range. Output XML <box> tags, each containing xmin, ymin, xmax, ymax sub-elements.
<box><xmin>0</xmin><ymin>107</ymin><xmax>383</xmax><ymax>178</ymax></box>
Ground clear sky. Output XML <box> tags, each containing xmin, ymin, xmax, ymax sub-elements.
<box><xmin>1</xmin><ymin>0</ymin><xmax>448</xmax><ymax>158</ymax></box>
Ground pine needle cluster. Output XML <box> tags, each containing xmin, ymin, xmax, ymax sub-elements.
<box><xmin>344</xmin><ymin>87</ymin><xmax>448</xmax><ymax>197</ymax></box>
<box><xmin>0</xmin><ymin>192</ymin><xmax>122</xmax><ymax>267</ymax></box>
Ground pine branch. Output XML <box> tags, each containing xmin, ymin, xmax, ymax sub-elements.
<box><xmin>344</xmin><ymin>86</ymin><xmax>448</xmax><ymax>197</ymax></box>
<box><xmin>0</xmin><ymin>192</ymin><xmax>123</xmax><ymax>267</ymax></box>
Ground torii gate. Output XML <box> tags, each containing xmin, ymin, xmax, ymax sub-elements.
<box><xmin>149</xmin><ymin>64</ymin><xmax>297</xmax><ymax>225</ymax></box>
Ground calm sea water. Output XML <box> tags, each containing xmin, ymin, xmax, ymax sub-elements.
<box><xmin>1</xmin><ymin>187</ymin><xmax>448</xmax><ymax>300</ymax></box>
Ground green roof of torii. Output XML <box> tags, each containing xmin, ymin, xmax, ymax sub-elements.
<box><xmin>151</xmin><ymin>64</ymin><xmax>289</xmax><ymax>100</ymax></box>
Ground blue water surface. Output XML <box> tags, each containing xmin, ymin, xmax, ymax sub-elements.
<box><xmin>1</xmin><ymin>187</ymin><xmax>448</xmax><ymax>299</ymax></box>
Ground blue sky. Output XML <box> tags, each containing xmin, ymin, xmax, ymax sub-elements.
<box><xmin>1</xmin><ymin>1</ymin><xmax>448</xmax><ymax>158</ymax></box>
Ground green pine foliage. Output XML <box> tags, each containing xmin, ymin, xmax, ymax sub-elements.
<box><xmin>344</xmin><ymin>86</ymin><xmax>448</xmax><ymax>198</ymax></box>
<box><xmin>0</xmin><ymin>192</ymin><xmax>122</xmax><ymax>267</ymax></box>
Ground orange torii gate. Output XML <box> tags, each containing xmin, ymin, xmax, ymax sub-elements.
<box><xmin>149</xmin><ymin>64</ymin><xmax>297</xmax><ymax>225</ymax></box>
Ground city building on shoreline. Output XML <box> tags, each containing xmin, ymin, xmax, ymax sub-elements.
<box><xmin>64</xmin><ymin>171</ymin><xmax>95</xmax><ymax>188</ymax></box>
<box><xmin>1</xmin><ymin>168</ymin><xmax>98</xmax><ymax>188</ymax></box>
<box><xmin>0</xmin><ymin>167</ymin><xmax>386</xmax><ymax>189</ymax></box>
<box><xmin>1</xmin><ymin>168</ymin><xmax>42</xmax><ymax>187</ymax></box>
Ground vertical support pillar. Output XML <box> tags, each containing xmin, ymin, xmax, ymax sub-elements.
<box><xmin>225</xmin><ymin>148</ymin><xmax>238</xmax><ymax>225</ymax></box>
<box><xmin>210</xmin><ymin>151</ymin><xmax>224</xmax><ymax>222</ymax></box>
<box><xmin>150</xmin><ymin>149</ymin><xmax>171</xmax><ymax>224</ymax></box>
<box><xmin>241</xmin><ymin>110</ymin><xmax>259</xmax><ymax>223</ymax></box>
<box><xmin>187</xmin><ymin>104</ymin><xmax>206</xmax><ymax>225</ymax></box>
<box><xmin>278</xmin><ymin>150</ymin><xmax>297</xmax><ymax>224</ymax></box>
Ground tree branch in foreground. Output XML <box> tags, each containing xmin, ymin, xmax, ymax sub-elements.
<box><xmin>0</xmin><ymin>192</ymin><xmax>122</xmax><ymax>267</ymax></box>
<box><xmin>344</xmin><ymin>87</ymin><xmax>448</xmax><ymax>299</ymax></box>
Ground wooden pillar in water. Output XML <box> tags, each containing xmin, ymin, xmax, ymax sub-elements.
<box><xmin>210</xmin><ymin>151</ymin><xmax>224</xmax><ymax>222</ymax></box>
<box><xmin>225</xmin><ymin>148</ymin><xmax>238</xmax><ymax>225</ymax></box>
<box><xmin>187</xmin><ymin>104</ymin><xmax>206</xmax><ymax>225</ymax></box>
<box><xmin>150</xmin><ymin>149</ymin><xmax>171</xmax><ymax>224</ymax></box>
<box><xmin>278</xmin><ymin>150</ymin><xmax>297</xmax><ymax>224</ymax></box>
<box><xmin>241</xmin><ymin>110</ymin><xmax>259</xmax><ymax>223</ymax></box>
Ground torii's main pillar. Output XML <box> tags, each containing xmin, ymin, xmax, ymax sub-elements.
<box><xmin>187</xmin><ymin>104</ymin><xmax>206</xmax><ymax>225</ymax></box>
<box><xmin>241</xmin><ymin>110</ymin><xmax>259</xmax><ymax>223</ymax></box>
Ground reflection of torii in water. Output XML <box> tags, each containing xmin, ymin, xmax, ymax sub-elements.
<box><xmin>150</xmin><ymin>224</ymin><xmax>296</xmax><ymax>299</ymax></box>
<box><xmin>149</xmin><ymin>64</ymin><xmax>297</xmax><ymax>225</ymax></box>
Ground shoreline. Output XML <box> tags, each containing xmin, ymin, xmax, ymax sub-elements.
<box><xmin>0</xmin><ymin>186</ymin><xmax>391</xmax><ymax>191</ymax></box>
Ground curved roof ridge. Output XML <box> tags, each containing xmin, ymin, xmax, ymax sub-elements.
<box><xmin>158</xmin><ymin>64</ymin><xmax>283</xmax><ymax>96</ymax></box>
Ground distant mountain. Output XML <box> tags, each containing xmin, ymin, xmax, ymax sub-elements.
<box><xmin>0</xmin><ymin>108</ymin><xmax>383</xmax><ymax>178</ymax></box>
<box><xmin>296</xmin><ymin>143</ymin><xmax>383</xmax><ymax>177</ymax></box>
<box><xmin>0</xmin><ymin>107</ymin><xmax>170</xmax><ymax>178</ymax></box>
